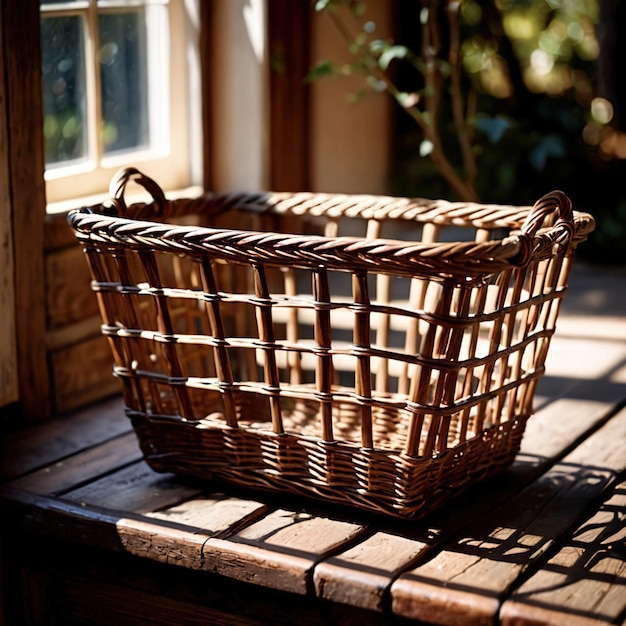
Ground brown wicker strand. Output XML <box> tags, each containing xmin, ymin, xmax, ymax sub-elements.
<box><xmin>198</xmin><ymin>258</ymin><xmax>238</xmax><ymax>427</ymax></box>
<box><xmin>312</xmin><ymin>268</ymin><xmax>334</xmax><ymax>442</ymax></box>
<box><xmin>352</xmin><ymin>271</ymin><xmax>374</xmax><ymax>450</ymax></box>
<box><xmin>138</xmin><ymin>250</ymin><xmax>196</xmax><ymax>421</ymax></box>
<box><xmin>252</xmin><ymin>264</ymin><xmax>284</xmax><ymax>435</ymax></box>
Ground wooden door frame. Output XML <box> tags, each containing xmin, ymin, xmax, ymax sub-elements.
<box><xmin>0</xmin><ymin>0</ymin><xmax>50</xmax><ymax>423</ymax></box>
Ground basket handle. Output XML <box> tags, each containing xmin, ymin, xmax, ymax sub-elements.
<box><xmin>513</xmin><ymin>190</ymin><xmax>575</xmax><ymax>265</ymax></box>
<box><xmin>107</xmin><ymin>167</ymin><xmax>167</xmax><ymax>217</ymax></box>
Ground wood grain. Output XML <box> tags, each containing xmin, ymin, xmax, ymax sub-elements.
<box><xmin>9</xmin><ymin>432</ymin><xmax>142</xmax><ymax>495</ymax></box>
<box><xmin>0</xmin><ymin>2</ymin><xmax>18</xmax><ymax>410</ymax></box>
<box><xmin>147</xmin><ymin>495</ymin><xmax>269</xmax><ymax>538</ymax></box>
<box><xmin>500</xmin><ymin>479</ymin><xmax>626</xmax><ymax>626</ymax></box>
<box><xmin>64</xmin><ymin>461</ymin><xmax>201</xmax><ymax>514</ymax></box>
<box><xmin>390</xmin><ymin>406</ymin><xmax>626</xmax><ymax>625</ymax></box>
<box><xmin>46</xmin><ymin>245</ymin><xmax>99</xmax><ymax>329</ymax></box>
<box><xmin>268</xmin><ymin>0</ymin><xmax>311</xmax><ymax>192</ymax></box>
<box><xmin>0</xmin><ymin>395</ymin><xmax>128</xmax><ymax>480</ymax></box>
<box><xmin>2</xmin><ymin>0</ymin><xmax>50</xmax><ymax>420</ymax></box>
<box><xmin>50</xmin><ymin>334</ymin><xmax>120</xmax><ymax>413</ymax></box>
<box><xmin>314</xmin><ymin>531</ymin><xmax>428</xmax><ymax>611</ymax></box>
<box><xmin>44</xmin><ymin>212</ymin><xmax>82</xmax><ymax>252</ymax></box>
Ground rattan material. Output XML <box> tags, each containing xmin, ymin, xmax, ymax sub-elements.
<box><xmin>68</xmin><ymin>168</ymin><xmax>595</xmax><ymax>519</ymax></box>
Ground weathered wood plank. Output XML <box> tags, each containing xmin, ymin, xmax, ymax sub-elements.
<box><xmin>500</xmin><ymin>478</ymin><xmax>626</xmax><ymax>626</ymax></box>
<box><xmin>63</xmin><ymin>461</ymin><xmax>201</xmax><ymax>514</ymax></box>
<box><xmin>44</xmin><ymin>212</ymin><xmax>84</xmax><ymax>252</ymax></box>
<box><xmin>1</xmin><ymin>395</ymin><xmax>128</xmax><ymax>480</ymax></box>
<box><xmin>390</xmin><ymin>406</ymin><xmax>626</xmax><ymax>625</ymax></box>
<box><xmin>231</xmin><ymin>508</ymin><xmax>366</xmax><ymax>557</ymax></box>
<box><xmin>3</xmin><ymin>0</ymin><xmax>51</xmax><ymax>420</ymax></box>
<box><xmin>199</xmin><ymin>534</ymin><xmax>315</xmax><ymax>595</ymax></box>
<box><xmin>114</xmin><ymin>518</ymin><xmax>315</xmax><ymax>596</ymax></box>
<box><xmin>46</xmin><ymin>315</ymin><xmax>102</xmax><ymax>351</ymax></box>
<box><xmin>9</xmin><ymin>432</ymin><xmax>142</xmax><ymax>496</ymax></box>
<box><xmin>23</xmin><ymin>544</ymin><xmax>363</xmax><ymax>626</ymax></box>
<box><xmin>46</xmin><ymin>245</ymin><xmax>99</xmax><ymax>329</ymax></box>
<box><xmin>221</xmin><ymin>509</ymin><xmax>367</xmax><ymax>595</ymax></box>
<box><xmin>115</xmin><ymin>517</ymin><xmax>211</xmax><ymax>569</ymax></box>
<box><xmin>2</xmin><ymin>488</ymin><xmax>132</xmax><ymax>553</ymax></box>
<box><xmin>10</xmin><ymin>487</ymin><xmax>326</xmax><ymax>597</ymax></box>
<box><xmin>147</xmin><ymin>495</ymin><xmax>269</xmax><ymax>538</ymax></box>
<box><xmin>314</xmin><ymin>531</ymin><xmax>427</xmax><ymax>612</ymax></box>
<box><xmin>50</xmin><ymin>334</ymin><xmax>120</xmax><ymax>414</ymax></box>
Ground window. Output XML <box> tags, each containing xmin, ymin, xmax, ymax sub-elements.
<box><xmin>41</xmin><ymin>0</ymin><xmax>200</xmax><ymax>207</ymax></box>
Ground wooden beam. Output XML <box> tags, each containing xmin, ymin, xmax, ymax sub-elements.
<box><xmin>2</xmin><ymin>0</ymin><xmax>51</xmax><ymax>420</ymax></box>
<box><xmin>268</xmin><ymin>0</ymin><xmax>311</xmax><ymax>191</ymax></box>
<box><xmin>199</xmin><ymin>0</ymin><xmax>214</xmax><ymax>192</ymax></box>
<box><xmin>0</xmin><ymin>3</ymin><xmax>18</xmax><ymax>411</ymax></box>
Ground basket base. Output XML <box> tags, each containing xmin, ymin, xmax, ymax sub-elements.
<box><xmin>129</xmin><ymin>410</ymin><xmax>526</xmax><ymax>520</ymax></box>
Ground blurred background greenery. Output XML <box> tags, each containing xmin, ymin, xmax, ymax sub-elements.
<box><xmin>312</xmin><ymin>0</ymin><xmax>626</xmax><ymax>265</ymax></box>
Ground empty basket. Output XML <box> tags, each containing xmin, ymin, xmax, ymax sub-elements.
<box><xmin>68</xmin><ymin>168</ymin><xmax>594</xmax><ymax>519</ymax></box>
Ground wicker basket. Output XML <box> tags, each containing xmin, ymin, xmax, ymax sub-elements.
<box><xmin>68</xmin><ymin>168</ymin><xmax>594</xmax><ymax>519</ymax></box>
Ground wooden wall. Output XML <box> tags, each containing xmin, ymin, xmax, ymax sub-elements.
<box><xmin>43</xmin><ymin>215</ymin><xmax>121</xmax><ymax>415</ymax></box>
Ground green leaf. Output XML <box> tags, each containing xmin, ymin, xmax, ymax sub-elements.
<box><xmin>378</xmin><ymin>45</ymin><xmax>411</xmax><ymax>70</ymax></box>
<box><xmin>529</xmin><ymin>135</ymin><xmax>566</xmax><ymax>171</ymax></box>
<box><xmin>366</xmin><ymin>75</ymin><xmax>387</xmax><ymax>92</ymax></box>
<box><xmin>476</xmin><ymin>115</ymin><xmax>511</xmax><ymax>144</ymax></box>
<box><xmin>305</xmin><ymin>60</ymin><xmax>335</xmax><ymax>82</ymax></box>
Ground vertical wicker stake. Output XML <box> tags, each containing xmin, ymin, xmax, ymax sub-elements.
<box><xmin>283</xmin><ymin>267</ymin><xmax>302</xmax><ymax>385</ymax></box>
<box><xmin>313</xmin><ymin>269</ymin><xmax>334</xmax><ymax>442</ymax></box>
<box><xmin>419</xmin><ymin>283</ymin><xmax>454</xmax><ymax>456</ymax></box>
<box><xmin>199</xmin><ymin>258</ymin><xmax>238</xmax><ymax>428</ymax></box>
<box><xmin>84</xmin><ymin>246</ymin><xmax>146</xmax><ymax>413</ymax></box>
<box><xmin>252</xmin><ymin>264</ymin><xmax>284</xmax><ymax>435</ymax></box>
<box><xmin>84</xmin><ymin>247</ymin><xmax>125</xmax><ymax>365</ymax></box>
<box><xmin>352</xmin><ymin>270</ymin><xmax>373</xmax><ymax>449</ymax></box>
<box><xmin>109</xmin><ymin>249</ymin><xmax>149</xmax><ymax>412</ymax></box>
<box><xmin>434</xmin><ymin>282</ymin><xmax>472</xmax><ymax>451</ymax></box>
<box><xmin>138</xmin><ymin>250</ymin><xmax>195</xmax><ymax>420</ymax></box>
<box><xmin>364</xmin><ymin>218</ymin><xmax>391</xmax><ymax>395</ymax></box>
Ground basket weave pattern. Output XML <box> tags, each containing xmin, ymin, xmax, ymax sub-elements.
<box><xmin>69</xmin><ymin>168</ymin><xmax>594</xmax><ymax>519</ymax></box>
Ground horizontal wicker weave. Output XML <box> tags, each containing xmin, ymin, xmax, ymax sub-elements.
<box><xmin>68</xmin><ymin>168</ymin><xmax>595</xmax><ymax>519</ymax></box>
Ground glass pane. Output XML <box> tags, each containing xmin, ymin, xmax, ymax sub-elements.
<box><xmin>41</xmin><ymin>16</ymin><xmax>88</xmax><ymax>166</ymax></box>
<box><xmin>99</xmin><ymin>11</ymin><xmax>149</xmax><ymax>155</ymax></box>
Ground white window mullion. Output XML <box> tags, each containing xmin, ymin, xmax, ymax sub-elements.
<box><xmin>145</xmin><ymin>2</ymin><xmax>170</xmax><ymax>156</ymax></box>
<box><xmin>86</xmin><ymin>0</ymin><xmax>103</xmax><ymax>165</ymax></box>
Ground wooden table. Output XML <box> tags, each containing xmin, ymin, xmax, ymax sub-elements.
<box><xmin>2</xmin><ymin>267</ymin><xmax>626</xmax><ymax>626</ymax></box>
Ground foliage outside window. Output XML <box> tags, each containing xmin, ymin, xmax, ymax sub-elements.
<box><xmin>312</xmin><ymin>0</ymin><xmax>625</xmax><ymax>263</ymax></box>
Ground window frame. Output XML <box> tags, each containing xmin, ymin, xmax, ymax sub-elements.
<box><xmin>41</xmin><ymin>0</ymin><xmax>199</xmax><ymax>208</ymax></box>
